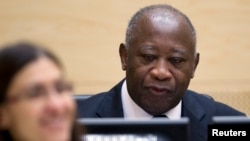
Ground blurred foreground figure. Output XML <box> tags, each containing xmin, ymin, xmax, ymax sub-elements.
<box><xmin>0</xmin><ymin>42</ymin><xmax>83</xmax><ymax>141</ymax></box>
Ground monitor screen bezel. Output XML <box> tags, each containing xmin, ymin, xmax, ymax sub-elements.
<box><xmin>212</xmin><ymin>116</ymin><xmax>250</xmax><ymax>124</ymax></box>
<box><xmin>78</xmin><ymin>117</ymin><xmax>190</xmax><ymax>141</ymax></box>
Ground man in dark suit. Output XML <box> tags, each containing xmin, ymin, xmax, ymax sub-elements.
<box><xmin>78</xmin><ymin>4</ymin><xmax>246</xmax><ymax>141</ymax></box>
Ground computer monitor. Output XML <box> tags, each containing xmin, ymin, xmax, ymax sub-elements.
<box><xmin>211</xmin><ymin>116</ymin><xmax>250</xmax><ymax>124</ymax></box>
<box><xmin>78</xmin><ymin>117</ymin><xmax>190</xmax><ymax>141</ymax></box>
<box><xmin>208</xmin><ymin>116</ymin><xmax>250</xmax><ymax>140</ymax></box>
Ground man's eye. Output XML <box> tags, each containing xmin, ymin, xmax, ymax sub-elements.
<box><xmin>169</xmin><ymin>58</ymin><xmax>185</xmax><ymax>64</ymax></box>
<box><xmin>142</xmin><ymin>55</ymin><xmax>156</xmax><ymax>62</ymax></box>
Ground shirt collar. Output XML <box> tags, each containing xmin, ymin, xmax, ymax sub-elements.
<box><xmin>121</xmin><ymin>80</ymin><xmax>182</xmax><ymax>119</ymax></box>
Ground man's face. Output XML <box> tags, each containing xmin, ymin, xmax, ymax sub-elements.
<box><xmin>120</xmin><ymin>14</ymin><xmax>199</xmax><ymax>115</ymax></box>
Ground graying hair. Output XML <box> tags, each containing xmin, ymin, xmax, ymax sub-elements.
<box><xmin>125</xmin><ymin>4</ymin><xmax>197</xmax><ymax>53</ymax></box>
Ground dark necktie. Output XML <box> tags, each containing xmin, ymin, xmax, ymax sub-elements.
<box><xmin>153</xmin><ymin>115</ymin><xmax>168</xmax><ymax>118</ymax></box>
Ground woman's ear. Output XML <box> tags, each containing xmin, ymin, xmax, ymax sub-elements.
<box><xmin>0</xmin><ymin>106</ymin><xmax>10</xmax><ymax>130</ymax></box>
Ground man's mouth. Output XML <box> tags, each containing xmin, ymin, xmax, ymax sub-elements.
<box><xmin>147</xmin><ymin>86</ymin><xmax>172</xmax><ymax>96</ymax></box>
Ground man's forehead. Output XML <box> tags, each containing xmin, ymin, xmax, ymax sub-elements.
<box><xmin>145</xmin><ymin>8</ymin><xmax>179</xmax><ymax>20</ymax></box>
<box><xmin>139</xmin><ymin>10</ymin><xmax>181</xmax><ymax>28</ymax></box>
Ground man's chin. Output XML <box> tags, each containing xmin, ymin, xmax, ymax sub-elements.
<box><xmin>143</xmin><ymin>105</ymin><xmax>169</xmax><ymax>115</ymax></box>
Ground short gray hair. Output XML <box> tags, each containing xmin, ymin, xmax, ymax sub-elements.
<box><xmin>125</xmin><ymin>4</ymin><xmax>196</xmax><ymax>52</ymax></box>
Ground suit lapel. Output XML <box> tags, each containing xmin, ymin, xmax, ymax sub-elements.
<box><xmin>182</xmin><ymin>90</ymin><xmax>207</xmax><ymax>140</ymax></box>
<box><xmin>182</xmin><ymin>90</ymin><xmax>206</xmax><ymax>119</ymax></box>
<box><xmin>96</xmin><ymin>80</ymin><xmax>125</xmax><ymax>117</ymax></box>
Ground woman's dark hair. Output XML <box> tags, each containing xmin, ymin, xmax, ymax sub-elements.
<box><xmin>0</xmin><ymin>41</ymin><xmax>83</xmax><ymax>141</ymax></box>
<box><xmin>0</xmin><ymin>41</ymin><xmax>62</xmax><ymax>103</ymax></box>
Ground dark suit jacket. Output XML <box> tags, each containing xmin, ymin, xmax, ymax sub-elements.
<box><xmin>77</xmin><ymin>79</ymin><xmax>246</xmax><ymax>141</ymax></box>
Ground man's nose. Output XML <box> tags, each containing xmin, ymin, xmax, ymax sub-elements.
<box><xmin>150</xmin><ymin>60</ymin><xmax>173</xmax><ymax>81</ymax></box>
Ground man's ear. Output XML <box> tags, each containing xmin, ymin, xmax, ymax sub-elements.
<box><xmin>0</xmin><ymin>106</ymin><xmax>10</xmax><ymax>130</ymax></box>
<box><xmin>191</xmin><ymin>53</ymin><xmax>200</xmax><ymax>78</ymax></box>
<box><xmin>119</xmin><ymin>43</ymin><xmax>128</xmax><ymax>71</ymax></box>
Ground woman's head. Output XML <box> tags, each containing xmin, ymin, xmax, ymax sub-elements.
<box><xmin>0</xmin><ymin>42</ymin><xmax>78</xmax><ymax>141</ymax></box>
